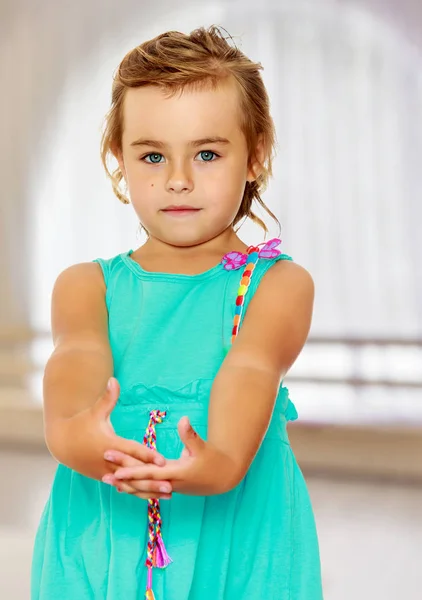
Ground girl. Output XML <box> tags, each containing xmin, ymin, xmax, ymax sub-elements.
<box><xmin>32</xmin><ymin>26</ymin><xmax>323</xmax><ymax>600</ymax></box>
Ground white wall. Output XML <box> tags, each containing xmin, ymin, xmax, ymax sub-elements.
<box><xmin>1</xmin><ymin>0</ymin><xmax>421</xmax><ymax>417</ymax></box>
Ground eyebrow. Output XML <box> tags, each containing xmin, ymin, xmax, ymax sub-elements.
<box><xmin>130</xmin><ymin>136</ymin><xmax>231</xmax><ymax>148</ymax></box>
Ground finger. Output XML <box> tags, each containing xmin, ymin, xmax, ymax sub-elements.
<box><xmin>102</xmin><ymin>475</ymin><xmax>149</xmax><ymax>496</ymax></box>
<box><xmin>177</xmin><ymin>417</ymin><xmax>205</xmax><ymax>456</ymax></box>
<box><xmin>104</xmin><ymin>450</ymin><xmax>145</xmax><ymax>468</ymax></box>
<box><xmin>103</xmin><ymin>471</ymin><xmax>172</xmax><ymax>490</ymax></box>
<box><xmin>94</xmin><ymin>377</ymin><xmax>120</xmax><ymax>419</ymax></box>
<box><xmin>114</xmin><ymin>461</ymin><xmax>180</xmax><ymax>482</ymax></box>
<box><xmin>115</xmin><ymin>480</ymin><xmax>140</xmax><ymax>494</ymax></box>
<box><xmin>113</xmin><ymin>465</ymin><xmax>162</xmax><ymax>480</ymax></box>
<box><xmin>112</xmin><ymin>478</ymin><xmax>172</xmax><ymax>496</ymax></box>
<box><xmin>117</xmin><ymin>438</ymin><xmax>166</xmax><ymax>467</ymax></box>
<box><xmin>102</xmin><ymin>473</ymin><xmax>138</xmax><ymax>493</ymax></box>
<box><xmin>181</xmin><ymin>447</ymin><xmax>190</xmax><ymax>459</ymax></box>
<box><xmin>125</xmin><ymin>479</ymin><xmax>172</xmax><ymax>495</ymax></box>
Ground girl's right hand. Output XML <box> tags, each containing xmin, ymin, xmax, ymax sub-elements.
<box><xmin>52</xmin><ymin>378</ymin><xmax>172</xmax><ymax>499</ymax></box>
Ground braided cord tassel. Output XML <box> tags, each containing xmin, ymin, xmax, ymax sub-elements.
<box><xmin>230</xmin><ymin>245</ymin><xmax>261</xmax><ymax>344</ymax></box>
<box><xmin>143</xmin><ymin>410</ymin><xmax>172</xmax><ymax>600</ymax></box>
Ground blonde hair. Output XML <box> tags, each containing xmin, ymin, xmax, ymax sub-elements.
<box><xmin>101</xmin><ymin>25</ymin><xmax>280</xmax><ymax>236</ymax></box>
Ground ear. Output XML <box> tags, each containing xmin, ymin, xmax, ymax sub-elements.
<box><xmin>246</xmin><ymin>135</ymin><xmax>265</xmax><ymax>183</ymax></box>
<box><xmin>111</xmin><ymin>142</ymin><xmax>127</xmax><ymax>179</ymax></box>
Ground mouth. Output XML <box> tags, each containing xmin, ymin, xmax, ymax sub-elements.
<box><xmin>162</xmin><ymin>206</ymin><xmax>202</xmax><ymax>216</ymax></box>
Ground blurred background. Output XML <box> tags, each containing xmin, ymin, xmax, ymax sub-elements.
<box><xmin>1</xmin><ymin>0</ymin><xmax>421</xmax><ymax>598</ymax></box>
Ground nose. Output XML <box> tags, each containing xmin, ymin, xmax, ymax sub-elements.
<box><xmin>165</xmin><ymin>162</ymin><xmax>194</xmax><ymax>194</ymax></box>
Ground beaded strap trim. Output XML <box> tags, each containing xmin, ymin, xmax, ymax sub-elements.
<box><xmin>221</xmin><ymin>238</ymin><xmax>282</xmax><ymax>343</ymax></box>
<box><xmin>143</xmin><ymin>238</ymin><xmax>282</xmax><ymax>598</ymax></box>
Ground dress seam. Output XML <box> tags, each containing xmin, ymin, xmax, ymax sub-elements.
<box><xmin>120</xmin><ymin>252</ymin><xmax>226</xmax><ymax>283</ymax></box>
<box><xmin>287</xmin><ymin>449</ymin><xmax>295</xmax><ymax>599</ymax></box>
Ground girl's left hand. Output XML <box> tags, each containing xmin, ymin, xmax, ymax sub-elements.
<box><xmin>103</xmin><ymin>417</ymin><xmax>239</xmax><ymax>498</ymax></box>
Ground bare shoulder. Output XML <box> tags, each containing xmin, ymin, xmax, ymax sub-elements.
<box><xmin>53</xmin><ymin>262</ymin><xmax>106</xmax><ymax>292</ymax></box>
<box><xmin>261</xmin><ymin>258</ymin><xmax>315</xmax><ymax>294</ymax></box>
<box><xmin>51</xmin><ymin>262</ymin><xmax>109</xmax><ymax>348</ymax></box>
<box><xmin>253</xmin><ymin>258</ymin><xmax>315</xmax><ymax>331</ymax></box>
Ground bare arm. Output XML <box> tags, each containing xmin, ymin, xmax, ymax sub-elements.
<box><xmin>43</xmin><ymin>262</ymin><xmax>112</xmax><ymax>436</ymax></box>
<box><xmin>44</xmin><ymin>263</ymin><xmax>166</xmax><ymax>484</ymax></box>
<box><xmin>207</xmin><ymin>260</ymin><xmax>315</xmax><ymax>484</ymax></box>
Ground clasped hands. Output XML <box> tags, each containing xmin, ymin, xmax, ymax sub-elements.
<box><xmin>101</xmin><ymin>379</ymin><xmax>238</xmax><ymax>500</ymax></box>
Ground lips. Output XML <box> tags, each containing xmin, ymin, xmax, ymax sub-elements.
<box><xmin>163</xmin><ymin>206</ymin><xmax>200</xmax><ymax>211</ymax></box>
<box><xmin>162</xmin><ymin>206</ymin><xmax>202</xmax><ymax>216</ymax></box>
<box><xmin>163</xmin><ymin>210</ymin><xmax>200</xmax><ymax>219</ymax></box>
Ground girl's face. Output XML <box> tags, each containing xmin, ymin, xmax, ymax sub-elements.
<box><xmin>117</xmin><ymin>78</ymin><xmax>259</xmax><ymax>248</ymax></box>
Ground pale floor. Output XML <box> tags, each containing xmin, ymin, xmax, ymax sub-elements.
<box><xmin>0</xmin><ymin>449</ymin><xmax>421</xmax><ymax>599</ymax></box>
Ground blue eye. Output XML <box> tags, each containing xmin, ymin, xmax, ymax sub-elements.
<box><xmin>144</xmin><ymin>153</ymin><xmax>164</xmax><ymax>164</ymax></box>
<box><xmin>197</xmin><ymin>151</ymin><xmax>217</xmax><ymax>162</ymax></box>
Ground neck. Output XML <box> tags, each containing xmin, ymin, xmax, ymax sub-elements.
<box><xmin>141</xmin><ymin>228</ymin><xmax>247</xmax><ymax>259</ymax></box>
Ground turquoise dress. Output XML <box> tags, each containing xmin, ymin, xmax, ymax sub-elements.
<box><xmin>31</xmin><ymin>245</ymin><xmax>323</xmax><ymax>599</ymax></box>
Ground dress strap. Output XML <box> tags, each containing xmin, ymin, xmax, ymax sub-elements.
<box><xmin>93</xmin><ymin>257</ymin><xmax>111</xmax><ymax>287</ymax></box>
<box><xmin>228</xmin><ymin>244</ymin><xmax>262</xmax><ymax>344</ymax></box>
<box><xmin>221</xmin><ymin>238</ymin><xmax>291</xmax><ymax>347</ymax></box>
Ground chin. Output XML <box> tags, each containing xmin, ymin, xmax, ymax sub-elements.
<box><xmin>149</xmin><ymin>229</ymin><xmax>205</xmax><ymax>247</ymax></box>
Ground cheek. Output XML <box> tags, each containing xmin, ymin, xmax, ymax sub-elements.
<box><xmin>203</xmin><ymin>161</ymin><xmax>243</xmax><ymax>191</ymax></box>
<box><xmin>214</xmin><ymin>165</ymin><xmax>246</xmax><ymax>199</ymax></box>
<box><xmin>126</xmin><ymin>168</ymin><xmax>158</xmax><ymax>198</ymax></box>
<box><xmin>126</xmin><ymin>175</ymin><xmax>156</xmax><ymax>211</ymax></box>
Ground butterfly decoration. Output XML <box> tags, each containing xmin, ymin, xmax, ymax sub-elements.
<box><xmin>221</xmin><ymin>238</ymin><xmax>282</xmax><ymax>271</ymax></box>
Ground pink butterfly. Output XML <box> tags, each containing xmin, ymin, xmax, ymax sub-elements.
<box><xmin>221</xmin><ymin>238</ymin><xmax>282</xmax><ymax>271</ymax></box>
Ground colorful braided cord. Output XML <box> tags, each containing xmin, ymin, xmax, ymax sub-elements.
<box><xmin>143</xmin><ymin>410</ymin><xmax>172</xmax><ymax>599</ymax></box>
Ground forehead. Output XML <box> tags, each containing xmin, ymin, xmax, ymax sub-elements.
<box><xmin>122</xmin><ymin>78</ymin><xmax>243</xmax><ymax>143</ymax></box>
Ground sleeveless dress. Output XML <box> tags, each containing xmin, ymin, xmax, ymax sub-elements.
<box><xmin>31</xmin><ymin>244</ymin><xmax>323</xmax><ymax>600</ymax></box>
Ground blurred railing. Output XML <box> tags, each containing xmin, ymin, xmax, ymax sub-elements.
<box><xmin>289</xmin><ymin>337</ymin><xmax>422</xmax><ymax>389</ymax></box>
<box><xmin>0</xmin><ymin>332</ymin><xmax>421</xmax><ymax>422</ymax></box>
